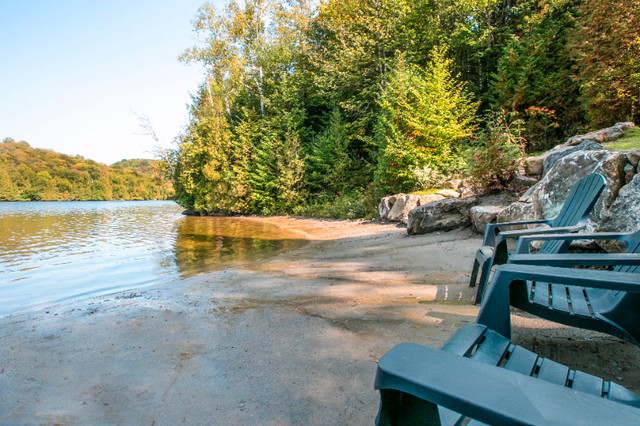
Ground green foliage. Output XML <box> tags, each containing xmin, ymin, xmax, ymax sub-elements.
<box><xmin>374</xmin><ymin>50</ymin><xmax>478</xmax><ymax>193</ymax></box>
<box><xmin>295</xmin><ymin>189</ymin><xmax>379</xmax><ymax>219</ymax></box>
<box><xmin>465</xmin><ymin>112</ymin><xmax>525</xmax><ymax>192</ymax></box>
<box><xmin>0</xmin><ymin>138</ymin><xmax>173</xmax><ymax>201</ymax></box>
<box><xmin>304</xmin><ymin>108</ymin><xmax>352</xmax><ymax>196</ymax></box>
<box><xmin>492</xmin><ymin>0</ymin><xmax>583</xmax><ymax>151</ymax></box>
<box><xmin>172</xmin><ymin>0</ymin><xmax>640</xmax><ymax>219</ymax></box>
<box><xmin>569</xmin><ymin>0</ymin><xmax>640</xmax><ymax>127</ymax></box>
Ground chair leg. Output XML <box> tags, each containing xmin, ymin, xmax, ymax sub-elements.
<box><xmin>474</xmin><ymin>256</ymin><xmax>493</xmax><ymax>305</ymax></box>
<box><xmin>469</xmin><ymin>258</ymin><xmax>480</xmax><ymax>287</ymax></box>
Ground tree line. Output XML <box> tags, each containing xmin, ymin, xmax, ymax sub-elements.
<box><xmin>0</xmin><ymin>138</ymin><xmax>174</xmax><ymax>201</ymax></box>
<box><xmin>173</xmin><ymin>0</ymin><xmax>640</xmax><ymax>217</ymax></box>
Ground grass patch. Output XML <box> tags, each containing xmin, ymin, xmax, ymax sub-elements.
<box><xmin>605</xmin><ymin>127</ymin><xmax>640</xmax><ymax>150</ymax></box>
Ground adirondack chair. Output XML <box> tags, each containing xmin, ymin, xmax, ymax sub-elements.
<box><xmin>479</xmin><ymin>229</ymin><xmax>640</xmax><ymax>345</ymax></box>
<box><xmin>375</xmin><ymin>264</ymin><xmax>640</xmax><ymax>425</ymax></box>
<box><xmin>469</xmin><ymin>173</ymin><xmax>606</xmax><ymax>304</ymax></box>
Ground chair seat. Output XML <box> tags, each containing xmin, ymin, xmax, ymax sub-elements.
<box><xmin>375</xmin><ymin>325</ymin><xmax>640</xmax><ymax>425</ymax></box>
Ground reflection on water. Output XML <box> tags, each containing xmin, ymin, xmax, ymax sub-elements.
<box><xmin>174</xmin><ymin>217</ymin><xmax>306</xmax><ymax>277</ymax></box>
<box><xmin>0</xmin><ymin>201</ymin><xmax>306</xmax><ymax>316</ymax></box>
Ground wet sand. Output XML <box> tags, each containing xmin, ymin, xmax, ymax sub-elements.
<box><xmin>1</xmin><ymin>217</ymin><xmax>639</xmax><ymax>424</ymax></box>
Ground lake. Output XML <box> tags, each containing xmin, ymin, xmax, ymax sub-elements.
<box><xmin>0</xmin><ymin>201</ymin><xmax>307</xmax><ymax>316</ymax></box>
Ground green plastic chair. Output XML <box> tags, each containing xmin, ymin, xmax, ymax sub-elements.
<box><xmin>482</xmin><ymin>229</ymin><xmax>640</xmax><ymax>345</ymax></box>
<box><xmin>469</xmin><ymin>173</ymin><xmax>606</xmax><ymax>304</ymax></box>
<box><xmin>375</xmin><ymin>264</ymin><xmax>640</xmax><ymax>425</ymax></box>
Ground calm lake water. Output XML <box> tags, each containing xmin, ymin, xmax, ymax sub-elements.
<box><xmin>0</xmin><ymin>201</ymin><xmax>307</xmax><ymax>316</ymax></box>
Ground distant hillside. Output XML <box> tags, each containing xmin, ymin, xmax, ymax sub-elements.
<box><xmin>0</xmin><ymin>138</ymin><xmax>174</xmax><ymax>201</ymax></box>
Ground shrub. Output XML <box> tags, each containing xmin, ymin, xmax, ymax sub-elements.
<box><xmin>466</xmin><ymin>112</ymin><xmax>525</xmax><ymax>193</ymax></box>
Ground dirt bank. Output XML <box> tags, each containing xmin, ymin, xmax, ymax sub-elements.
<box><xmin>0</xmin><ymin>217</ymin><xmax>638</xmax><ymax>424</ymax></box>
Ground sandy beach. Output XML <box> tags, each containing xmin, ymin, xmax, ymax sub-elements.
<box><xmin>1</xmin><ymin>217</ymin><xmax>639</xmax><ymax>424</ymax></box>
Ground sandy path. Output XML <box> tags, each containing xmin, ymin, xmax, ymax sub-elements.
<box><xmin>0</xmin><ymin>217</ymin><xmax>638</xmax><ymax>424</ymax></box>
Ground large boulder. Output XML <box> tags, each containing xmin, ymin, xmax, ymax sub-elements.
<box><xmin>407</xmin><ymin>197</ymin><xmax>478</xmax><ymax>235</ymax></box>
<box><xmin>524</xmin><ymin>155</ymin><xmax>545</xmax><ymax>176</ymax></box>
<box><xmin>532</xmin><ymin>149</ymin><xmax>629</xmax><ymax>225</ymax></box>
<box><xmin>378</xmin><ymin>195</ymin><xmax>399</xmax><ymax>220</ymax></box>
<box><xmin>597</xmin><ymin>173</ymin><xmax>640</xmax><ymax>251</ymax></box>
<box><xmin>495</xmin><ymin>201</ymin><xmax>537</xmax><ymax>230</ymax></box>
<box><xmin>386</xmin><ymin>194</ymin><xmax>421</xmax><ymax>222</ymax></box>
<box><xmin>470</xmin><ymin>205</ymin><xmax>504</xmax><ymax>234</ymax></box>
<box><xmin>543</xmin><ymin>140</ymin><xmax>604</xmax><ymax>176</ymax></box>
<box><xmin>565</xmin><ymin>122</ymin><xmax>633</xmax><ymax>146</ymax></box>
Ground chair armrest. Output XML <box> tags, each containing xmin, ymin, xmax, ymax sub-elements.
<box><xmin>515</xmin><ymin>231</ymin><xmax>633</xmax><ymax>254</ymax></box>
<box><xmin>495</xmin><ymin>224</ymin><xmax>586</xmax><ymax>247</ymax></box>
<box><xmin>375</xmin><ymin>342</ymin><xmax>640</xmax><ymax>425</ymax></box>
<box><xmin>477</xmin><ymin>265</ymin><xmax>640</xmax><ymax>338</ymax></box>
<box><xmin>509</xmin><ymin>253</ymin><xmax>640</xmax><ymax>267</ymax></box>
<box><xmin>483</xmin><ymin>219</ymin><xmax>551</xmax><ymax>246</ymax></box>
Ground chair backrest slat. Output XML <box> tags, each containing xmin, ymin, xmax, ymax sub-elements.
<box><xmin>540</xmin><ymin>174</ymin><xmax>606</xmax><ymax>254</ymax></box>
<box><xmin>550</xmin><ymin>174</ymin><xmax>606</xmax><ymax>228</ymax></box>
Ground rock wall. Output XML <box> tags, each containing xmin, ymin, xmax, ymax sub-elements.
<box><xmin>379</xmin><ymin>122</ymin><xmax>640</xmax><ymax>242</ymax></box>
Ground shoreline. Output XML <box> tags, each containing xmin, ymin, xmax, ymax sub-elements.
<box><xmin>1</xmin><ymin>217</ymin><xmax>639</xmax><ymax>423</ymax></box>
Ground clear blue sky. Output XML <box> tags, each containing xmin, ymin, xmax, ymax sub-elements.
<box><xmin>0</xmin><ymin>0</ymin><xmax>224</xmax><ymax>165</ymax></box>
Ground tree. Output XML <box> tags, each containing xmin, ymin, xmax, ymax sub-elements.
<box><xmin>492</xmin><ymin>0</ymin><xmax>583</xmax><ymax>151</ymax></box>
<box><xmin>570</xmin><ymin>0</ymin><xmax>640</xmax><ymax>127</ymax></box>
<box><xmin>374</xmin><ymin>50</ymin><xmax>478</xmax><ymax>192</ymax></box>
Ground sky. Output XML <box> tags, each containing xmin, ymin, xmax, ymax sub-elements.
<box><xmin>0</xmin><ymin>0</ymin><xmax>225</xmax><ymax>165</ymax></box>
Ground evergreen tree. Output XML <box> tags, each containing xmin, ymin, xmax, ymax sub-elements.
<box><xmin>374</xmin><ymin>50</ymin><xmax>478</xmax><ymax>192</ymax></box>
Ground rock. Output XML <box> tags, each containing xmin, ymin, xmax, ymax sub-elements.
<box><xmin>533</xmin><ymin>149</ymin><xmax>628</xmax><ymax>225</ymax></box>
<box><xmin>443</xmin><ymin>179</ymin><xmax>462</xmax><ymax>190</ymax></box>
<box><xmin>378</xmin><ymin>195</ymin><xmax>399</xmax><ymax>220</ymax></box>
<box><xmin>623</xmin><ymin>163</ymin><xmax>636</xmax><ymax>174</ymax></box>
<box><xmin>435</xmin><ymin>189</ymin><xmax>460</xmax><ymax>198</ymax></box>
<box><xmin>565</xmin><ymin>125</ymin><xmax>625</xmax><ymax>146</ymax></box>
<box><xmin>614</xmin><ymin>122</ymin><xmax>636</xmax><ymax>132</ymax></box>
<box><xmin>458</xmin><ymin>187</ymin><xmax>475</xmax><ymax>197</ymax></box>
<box><xmin>495</xmin><ymin>202</ymin><xmax>537</xmax><ymax>230</ymax></box>
<box><xmin>519</xmin><ymin>183</ymin><xmax>538</xmax><ymax>203</ymax></box>
<box><xmin>386</xmin><ymin>194</ymin><xmax>421</xmax><ymax>222</ymax></box>
<box><xmin>626</xmin><ymin>150</ymin><xmax>640</xmax><ymax>168</ymax></box>
<box><xmin>508</xmin><ymin>175</ymin><xmax>538</xmax><ymax>193</ymax></box>
<box><xmin>418</xmin><ymin>194</ymin><xmax>445</xmax><ymax>205</ymax></box>
<box><xmin>407</xmin><ymin>197</ymin><xmax>479</xmax><ymax>235</ymax></box>
<box><xmin>524</xmin><ymin>155</ymin><xmax>545</xmax><ymax>176</ymax></box>
<box><xmin>598</xmin><ymin>173</ymin><xmax>640</xmax><ymax>251</ymax></box>
<box><xmin>543</xmin><ymin>140</ymin><xmax>604</xmax><ymax>175</ymax></box>
<box><xmin>470</xmin><ymin>205</ymin><xmax>504</xmax><ymax>234</ymax></box>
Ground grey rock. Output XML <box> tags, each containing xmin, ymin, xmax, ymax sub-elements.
<box><xmin>418</xmin><ymin>194</ymin><xmax>445</xmax><ymax>205</ymax></box>
<box><xmin>524</xmin><ymin>156</ymin><xmax>545</xmax><ymax>176</ymax></box>
<box><xmin>443</xmin><ymin>179</ymin><xmax>462</xmax><ymax>190</ymax></box>
<box><xmin>470</xmin><ymin>205</ymin><xmax>504</xmax><ymax>234</ymax></box>
<box><xmin>508</xmin><ymin>175</ymin><xmax>538</xmax><ymax>193</ymax></box>
<box><xmin>387</xmin><ymin>194</ymin><xmax>421</xmax><ymax>222</ymax></box>
<box><xmin>533</xmin><ymin>150</ymin><xmax>628</xmax><ymax>226</ymax></box>
<box><xmin>626</xmin><ymin>150</ymin><xmax>640</xmax><ymax>168</ymax></box>
<box><xmin>565</xmin><ymin>125</ymin><xmax>625</xmax><ymax>146</ymax></box>
<box><xmin>495</xmin><ymin>202</ymin><xmax>537</xmax><ymax>230</ymax></box>
<box><xmin>623</xmin><ymin>163</ymin><xmax>636</xmax><ymax>174</ymax></box>
<box><xmin>598</xmin><ymin>173</ymin><xmax>640</xmax><ymax>252</ymax></box>
<box><xmin>614</xmin><ymin>122</ymin><xmax>636</xmax><ymax>132</ymax></box>
<box><xmin>436</xmin><ymin>189</ymin><xmax>460</xmax><ymax>198</ymax></box>
<box><xmin>543</xmin><ymin>140</ymin><xmax>604</xmax><ymax>175</ymax></box>
<box><xmin>378</xmin><ymin>195</ymin><xmax>399</xmax><ymax>220</ymax></box>
<box><xmin>519</xmin><ymin>183</ymin><xmax>538</xmax><ymax>203</ymax></box>
<box><xmin>407</xmin><ymin>197</ymin><xmax>479</xmax><ymax>235</ymax></box>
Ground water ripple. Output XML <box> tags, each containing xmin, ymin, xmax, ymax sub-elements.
<box><xmin>0</xmin><ymin>201</ymin><xmax>306</xmax><ymax>316</ymax></box>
